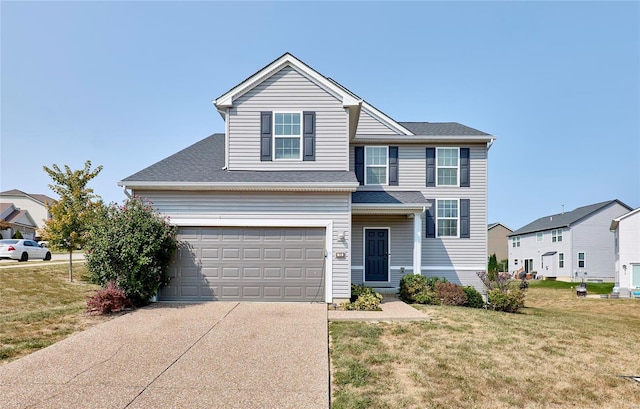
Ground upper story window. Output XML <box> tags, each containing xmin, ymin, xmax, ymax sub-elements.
<box><xmin>437</xmin><ymin>148</ymin><xmax>459</xmax><ymax>186</ymax></box>
<box><xmin>274</xmin><ymin>113</ymin><xmax>302</xmax><ymax>160</ymax></box>
<box><xmin>364</xmin><ymin>146</ymin><xmax>388</xmax><ymax>185</ymax></box>
<box><xmin>437</xmin><ymin>199</ymin><xmax>458</xmax><ymax>237</ymax></box>
<box><xmin>426</xmin><ymin>147</ymin><xmax>469</xmax><ymax>188</ymax></box>
<box><xmin>536</xmin><ymin>232</ymin><xmax>543</xmax><ymax>242</ymax></box>
<box><xmin>552</xmin><ymin>229</ymin><xmax>562</xmax><ymax>242</ymax></box>
<box><xmin>512</xmin><ymin>236</ymin><xmax>520</xmax><ymax>247</ymax></box>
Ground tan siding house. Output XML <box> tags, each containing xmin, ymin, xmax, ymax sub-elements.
<box><xmin>488</xmin><ymin>223</ymin><xmax>512</xmax><ymax>263</ymax></box>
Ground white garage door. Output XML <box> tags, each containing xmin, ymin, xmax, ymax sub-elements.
<box><xmin>159</xmin><ymin>227</ymin><xmax>326</xmax><ymax>302</ymax></box>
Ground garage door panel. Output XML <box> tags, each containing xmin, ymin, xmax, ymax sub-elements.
<box><xmin>159</xmin><ymin>227</ymin><xmax>325</xmax><ymax>302</ymax></box>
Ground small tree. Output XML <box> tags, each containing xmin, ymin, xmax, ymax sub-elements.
<box><xmin>85</xmin><ymin>197</ymin><xmax>177</xmax><ymax>306</ymax></box>
<box><xmin>488</xmin><ymin>253</ymin><xmax>499</xmax><ymax>280</ymax></box>
<box><xmin>41</xmin><ymin>160</ymin><xmax>103</xmax><ymax>282</ymax></box>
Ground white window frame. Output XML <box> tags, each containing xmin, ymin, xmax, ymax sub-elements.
<box><xmin>558</xmin><ymin>252</ymin><xmax>564</xmax><ymax>268</ymax></box>
<box><xmin>273</xmin><ymin>111</ymin><xmax>302</xmax><ymax>161</ymax></box>
<box><xmin>536</xmin><ymin>232</ymin><xmax>543</xmax><ymax>242</ymax></box>
<box><xmin>512</xmin><ymin>236</ymin><xmax>520</xmax><ymax>247</ymax></box>
<box><xmin>364</xmin><ymin>146</ymin><xmax>389</xmax><ymax>186</ymax></box>
<box><xmin>552</xmin><ymin>229</ymin><xmax>563</xmax><ymax>242</ymax></box>
<box><xmin>577</xmin><ymin>252</ymin><xmax>586</xmax><ymax>268</ymax></box>
<box><xmin>436</xmin><ymin>198</ymin><xmax>459</xmax><ymax>238</ymax></box>
<box><xmin>436</xmin><ymin>147</ymin><xmax>460</xmax><ymax>187</ymax></box>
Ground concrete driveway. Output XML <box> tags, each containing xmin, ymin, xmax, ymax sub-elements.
<box><xmin>0</xmin><ymin>302</ymin><xmax>329</xmax><ymax>409</ymax></box>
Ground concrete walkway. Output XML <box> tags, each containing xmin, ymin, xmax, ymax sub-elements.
<box><xmin>328</xmin><ymin>296</ymin><xmax>430</xmax><ymax>322</ymax></box>
<box><xmin>0</xmin><ymin>302</ymin><xmax>328</xmax><ymax>409</ymax></box>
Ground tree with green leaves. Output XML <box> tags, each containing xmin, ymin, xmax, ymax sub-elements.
<box><xmin>488</xmin><ymin>253</ymin><xmax>499</xmax><ymax>281</ymax></box>
<box><xmin>41</xmin><ymin>160</ymin><xmax>103</xmax><ymax>282</ymax></box>
<box><xmin>85</xmin><ymin>197</ymin><xmax>177</xmax><ymax>306</ymax></box>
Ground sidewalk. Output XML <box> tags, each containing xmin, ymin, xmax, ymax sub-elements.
<box><xmin>328</xmin><ymin>296</ymin><xmax>430</xmax><ymax>322</ymax></box>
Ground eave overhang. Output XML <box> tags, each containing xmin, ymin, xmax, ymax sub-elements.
<box><xmin>118</xmin><ymin>181</ymin><xmax>359</xmax><ymax>193</ymax></box>
<box><xmin>352</xmin><ymin>135</ymin><xmax>497</xmax><ymax>144</ymax></box>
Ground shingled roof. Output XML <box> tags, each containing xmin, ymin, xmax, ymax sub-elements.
<box><xmin>120</xmin><ymin>134</ymin><xmax>358</xmax><ymax>186</ymax></box>
<box><xmin>399</xmin><ymin>122</ymin><xmax>489</xmax><ymax>136</ymax></box>
<box><xmin>509</xmin><ymin>200</ymin><xmax>632</xmax><ymax>236</ymax></box>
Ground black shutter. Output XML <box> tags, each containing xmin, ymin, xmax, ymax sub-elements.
<box><xmin>355</xmin><ymin>146</ymin><xmax>364</xmax><ymax>185</ymax></box>
<box><xmin>260</xmin><ymin>111</ymin><xmax>272</xmax><ymax>161</ymax></box>
<box><xmin>460</xmin><ymin>199</ymin><xmax>470</xmax><ymax>238</ymax></box>
<box><xmin>303</xmin><ymin>111</ymin><xmax>315</xmax><ymax>161</ymax></box>
<box><xmin>425</xmin><ymin>199</ymin><xmax>436</xmax><ymax>238</ymax></box>
<box><xmin>426</xmin><ymin>147</ymin><xmax>435</xmax><ymax>187</ymax></box>
<box><xmin>460</xmin><ymin>148</ymin><xmax>470</xmax><ymax>187</ymax></box>
<box><xmin>389</xmin><ymin>146</ymin><xmax>398</xmax><ymax>186</ymax></box>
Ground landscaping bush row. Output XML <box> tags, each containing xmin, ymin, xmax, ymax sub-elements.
<box><xmin>398</xmin><ymin>273</ymin><xmax>525</xmax><ymax>313</ymax></box>
<box><xmin>398</xmin><ymin>274</ymin><xmax>484</xmax><ymax>309</ymax></box>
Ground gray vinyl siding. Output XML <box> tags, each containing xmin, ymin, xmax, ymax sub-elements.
<box><xmin>351</xmin><ymin>215</ymin><xmax>414</xmax><ymax>287</ymax></box>
<box><xmin>228</xmin><ymin>66</ymin><xmax>348</xmax><ymax>170</ymax></box>
<box><xmin>349</xmin><ymin>143</ymin><xmax>489</xmax><ymax>288</ymax></box>
<box><xmin>355</xmin><ymin>109</ymin><xmax>402</xmax><ymax>135</ymax></box>
<box><xmin>133</xmin><ymin>190</ymin><xmax>351</xmax><ymax>300</ymax></box>
<box><xmin>571</xmin><ymin>203</ymin><xmax>630</xmax><ymax>280</ymax></box>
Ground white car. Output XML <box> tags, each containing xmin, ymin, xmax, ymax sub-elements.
<box><xmin>0</xmin><ymin>239</ymin><xmax>52</xmax><ymax>261</ymax></box>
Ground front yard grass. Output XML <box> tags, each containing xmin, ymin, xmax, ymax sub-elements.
<box><xmin>0</xmin><ymin>263</ymin><xmax>111</xmax><ymax>364</ymax></box>
<box><xmin>330</xmin><ymin>286</ymin><xmax>640</xmax><ymax>408</ymax></box>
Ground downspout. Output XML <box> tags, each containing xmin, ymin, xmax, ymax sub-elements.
<box><xmin>217</xmin><ymin>107</ymin><xmax>230</xmax><ymax>170</ymax></box>
<box><xmin>122</xmin><ymin>186</ymin><xmax>132</xmax><ymax>199</ymax></box>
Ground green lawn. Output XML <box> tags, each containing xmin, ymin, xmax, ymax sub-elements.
<box><xmin>0</xmin><ymin>263</ymin><xmax>111</xmax><ymax>363</ymax></box>
<box><xmin>330</xmin><ymin>286</ymin><xmax>640</xmax><ymax>409</ymax></box>
<box><xmin>528</xmin><ymin>279</ymin><xmax>614</xmax><ymax>294</ymax></box>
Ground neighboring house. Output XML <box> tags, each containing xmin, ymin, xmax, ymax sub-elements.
<box><xmin>119</xmin><ymin>53</ymin><xmax>496</xmax><ymax>303</ymax></box>
<box><xmin>0</xmin><ymin>202</ymin><xmax>38</xmax><ymax>239</ymax></box>
<box><xmin>610</xmin><ymin>207</ymin><xmax>640</xmax><ymax>296</ymax></box>
<box><xmin>0</xmin><ymin>189</ymin><xmax>55</xmax><ymax>234</ymax></box>
<box><xmin>508</xmin><ymin>200</ymin><xmax>632</xmax><ymax>282</ymax></box>
<box><xmin>487</xmin><ymin>222</ymin><xmax>512</xmax><ymax>263</ymax></box>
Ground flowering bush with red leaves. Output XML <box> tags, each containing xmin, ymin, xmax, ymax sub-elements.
<box><xmin>86</xmin><ymin>281</ymin><xmax>132</xmax><ymax>314</ymax></box>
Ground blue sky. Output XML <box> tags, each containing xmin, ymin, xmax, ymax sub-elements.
<box><xmin>1</xmin><ymin>1</ymin><xmax>638</xmax><ymax>230</ymax></box>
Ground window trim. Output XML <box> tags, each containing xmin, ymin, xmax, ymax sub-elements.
<box><xmin>577</xmin><ymin>252</ymin><xmax>586</xmax><ymax>269</ymax></box>
<box><xmin>273</xmin><ymin>111</ymin><xmax>303</xmax><ymax>161</ymax></box>
<box><xmin>512</xmin><ymin>236</ymin><xmax>520</xmax><ymax>247</ymax></box>
<box><xmin>436</xmin><ymin>198</ymin><xmax>459</xmax><ymax>238</ymax></box>
<box><xmin>436</xmin><ymin>147</ymin><xmax>460</xmax><ymax>187</ymax></box>
<box><xmin>364</xmin><ymin>146</ymin><xmax>389</xmax><ymax>186</ymax></box>
<box><xmin>558</xmin><ymin>252</ymin><xmax>564</xmax><ymax>268</ymax></box>
<box><xmin>536</xmin><ymin>232</ymin><xmax>543</xmax><ymax>242</ymax></box>
<box><xmin>552</xmin><ymin>229</ymin><xmax>563</xmax><ymax>242</ymax></box>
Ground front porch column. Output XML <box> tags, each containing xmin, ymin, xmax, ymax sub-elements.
<box><xmin>413</xmin><ymin>211</ymin><xmax>422</xmax><ymax>275</ymax></box>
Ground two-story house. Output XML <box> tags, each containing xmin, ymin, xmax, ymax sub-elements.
<box><xmin>508</xmin><ymin>200</ymin><xmax>632</xmax><ymax>282</ymax></box>
<box><xmin>610</xmin><ymin>207</ymin><xmax>640</xmax><ymax>296</ymax></box>
<box><xmin>488</xmin><ymin>222</ymin><xmax>512</xmax><ymax>264</ymax></box>
<box><xmin>119</xmin><ymin>53</ymin><xmax>495</xmax><ymax>303</ymax></box>
<box><xmin>0</xmin><ymin>189</ymin><xmax>55</xmax><ymax>237</ymax></box>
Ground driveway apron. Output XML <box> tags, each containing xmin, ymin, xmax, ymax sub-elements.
<box><xmin>0</xmin><ymin>302</ymin><xmax>329</xmax><ymax>409</ymax></box>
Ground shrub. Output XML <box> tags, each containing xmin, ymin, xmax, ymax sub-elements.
<box><xmin>425</xmin><ymin>276</ymin><xmax>448</xmax><ymax>291</ymax></box>
<box><xmin>86</xmin><ymin>281</ymin><xmax>132</xmax><ymax>314</ymax></box>
<box><xmin>12</xmin><ymin>230</ymin><xmax>23</xmax><ymax>239</ymax></box>
<box><xmin>463</xmin><ymin>286</ymin><xmax>484</xmax><ymax>308</ymax></box>
<box><xmin>343</xmin><ymin>286</ymin><xmax>383</xmax><ymax>311</ymax></box>
<box><xmin>85</xmin><ymin>197</ymin><xmax>177</xmax><ymax>306</ymax></box>
<box><xmin>414</xmin><ymin>290</ymin><xmax>439</xmax><ymax>305</ymax></box>
<box><xmin>399</xmin><ymin>274</ymin><xmax>427</xmax><ymax>303</ymax></box>
<box><xmin>435</xmin><ymin>282</ymin><xmax>468</xmax><ymax>306</ymax></box>
<box><xmin>488</xmin><ymin>288</ymin><xmax>525</xmax><ymax>313</ymax></box>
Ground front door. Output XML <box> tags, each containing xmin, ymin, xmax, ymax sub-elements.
<box><xmin>365</xmin><ymin>229</ymin><xmax>389</xmax><ymax>282</ymax></box>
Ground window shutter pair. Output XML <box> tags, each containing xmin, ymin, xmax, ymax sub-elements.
<box><xmin>260</xmin><ymin>111</ymin><xmax>315</xmax><ymax>161</ymax></box>
<box><xmin>425</xmin><ymin>147</ymin><xmax>470</xmax><ymax>187</ymax></box>
<box><xmin>354</xmin><ymin>146</ymin><xmax>398</xmax><ymax>186</ymax></box>
<box><xmin>425</xmin><ymin>199</ymin><xmax>470</xmax><ymax>239</ymax></box>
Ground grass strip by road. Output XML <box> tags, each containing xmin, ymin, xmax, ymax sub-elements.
<box><xmin>0</xmin><ymin>263</ymin><xmax>111</xmax><ymax>364</ymax></box>
<box><xmin>330</xmin><ymin>286</ymin><xmax>640</xmax><ymax>409</ymax></box>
